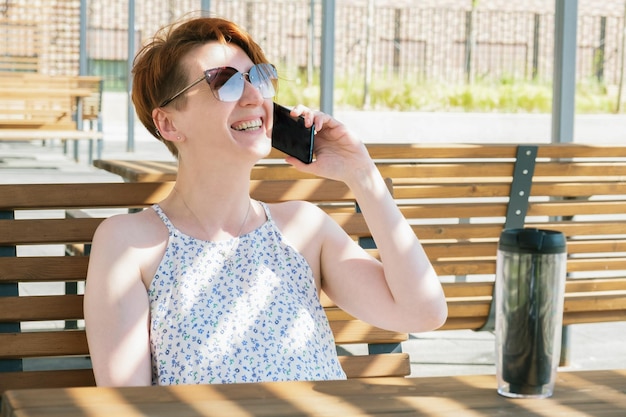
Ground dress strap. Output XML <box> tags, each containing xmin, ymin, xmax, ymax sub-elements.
<box><xmin>152</xmin><ymin>204</ymin><xmax>176</xmax><ymax>233</ymax></box>
<box><xmin>257</xmin><ymin>200</ymin><xmax>272</xmax><ymax>221</ymax></box>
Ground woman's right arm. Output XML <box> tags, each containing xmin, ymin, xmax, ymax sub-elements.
<box><xmin>84</xmin><ymin>214</ymin><xmax>153</xmax><ymax>386</ymax></box>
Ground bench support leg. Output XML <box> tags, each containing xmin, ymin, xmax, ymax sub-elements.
<box><xmin>559</xmin><ymin>325</ymin><xmax>570</xmax><ymax>366</ymax></box>
<box><xmin>0</xmin><ymin>210</ymin><xmax>23</xmax><ymax>373</ymax></box>
<box><xmin>368</xmin><ymin>343</ymin><xmax>403</xmax><ymax>355</ymax></box>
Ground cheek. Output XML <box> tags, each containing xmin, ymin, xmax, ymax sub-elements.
<box><xmin>191</xmin><ymin>104</ymin><xmax>230</xmax><ymax>133</ymax></box>
<box><xmin>265</xmin><ymin>101</ymin><xmax>274</xmax><ymax>133</ymax></box>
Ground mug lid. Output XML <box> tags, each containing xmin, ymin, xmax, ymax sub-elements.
<box><xmin>498</xmin><ymin>228</ymin><xmax>566</xmax><ymax>254</ymax></box>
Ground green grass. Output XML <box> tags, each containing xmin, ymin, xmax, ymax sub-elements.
<box><xmin>275</xmin><ymin>73</ymin><xmax>623</xmax><ymax>114</ymax></box>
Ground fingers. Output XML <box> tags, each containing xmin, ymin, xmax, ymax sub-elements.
<box><xmin>290</xmin><ymin>104</ymin><xmax>333</xmax><ymax>133</ymax></box>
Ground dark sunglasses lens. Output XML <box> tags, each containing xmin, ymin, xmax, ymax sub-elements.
<box><xmin>206</xmin><ymin>67</ymin><xmax>243</xmax><ymax>102</ymax></box>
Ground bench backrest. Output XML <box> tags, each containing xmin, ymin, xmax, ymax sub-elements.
<box><xmin>227</xmin><ymin>144</ymin><xmax>626</xmax><ymax>330</ymax></box>
<box><xmin>92</xmin><ymin>144</ymin><xmax>626</xmax><ymax>332</ymax></box>
<box><xmin>0</xmin><ymin>179</ymin><xmax>408</xmax><ymax>395</ymax></box>
<box><xmin>372</xmin><ymin>143</ymin><xmax>626</xmax><ymax>330</ymax></box>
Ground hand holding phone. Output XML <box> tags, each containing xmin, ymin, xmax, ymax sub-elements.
<box><xmin>271</xmin><ymin>103</ymin><xmax>315</xmax><ymax>164</ymax></box>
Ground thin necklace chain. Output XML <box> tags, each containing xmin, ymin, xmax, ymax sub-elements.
<box><xmin>173</xmin><ymin>187</ymin><xmax>252</xmax><ymax>241</ymax></box>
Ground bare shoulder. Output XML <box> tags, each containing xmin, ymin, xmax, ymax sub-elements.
<box><xmin>263</xmin><ymin>200</ymin><xmax>342</xmax><ymax>257</ymax></box>
<box><xmin>88</xmin><ymin>207</ymin><xmax>168</xmax><ymax>289</ymax></box>
<box><xmin>93</xmin><ymin>207</ymin><xmax>166</xmax><ymax>247</ymax></box>
<box><xmin>264</xmin><ymin>200</ymin><xmax>328</xmax><ymax>230</ymax></box>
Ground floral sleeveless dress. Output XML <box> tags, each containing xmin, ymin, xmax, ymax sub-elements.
<box><xmin>148</xmin><ymin>202</ymin><xmax>346</xmax><ymax>385</ymax></box>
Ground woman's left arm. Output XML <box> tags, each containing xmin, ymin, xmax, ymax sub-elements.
<box><xmin>285</xmin><ymin>107</ymin><xmax>448</xmax><ymax>333</ymax></box>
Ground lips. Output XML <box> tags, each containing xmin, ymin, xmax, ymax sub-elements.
<box><xmin>232</xmin><ymin>119</ymin><xmax>262</xmax><ymax>131</ymax></box>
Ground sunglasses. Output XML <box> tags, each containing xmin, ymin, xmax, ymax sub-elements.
<box><xmin>159</xmin><ymin>63</ymin><xmax>278</xmax><ymax>107</ymax></box>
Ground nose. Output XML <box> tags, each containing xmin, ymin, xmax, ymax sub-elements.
<box><xmin>239</xmin><ymin>73</ymin><xmax>265</xmax><ymax>104</ymax></box>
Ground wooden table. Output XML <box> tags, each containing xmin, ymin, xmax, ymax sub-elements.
<box><xmin>0</xmin><ymin>87</ymin><xmax>94</xmax><ymax>98</ymax></box>
<box><xmin>93</xmin><ymin>157</ymin><xmax>308</xmax><ymax>182</ymax></box>
<box><xmin>2</xmin><ymin>370</ymin><xmax>625</xmax><ymax>417</ymax></box>
<box><xmin>93</xmin><ymin>159</ymin><xmax>179</xmax><ymax>182</ymax></box>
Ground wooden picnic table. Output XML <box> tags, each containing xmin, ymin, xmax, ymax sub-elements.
<box><xmin>93</xmin><ymin>159</ymin><xmax>179</xmax><ymax>182</ymax></box>
<box><xmin>0</xmin><ymin>87</ymin><xmax>94</xmax><ymax>98</ymax></box>
<box><xmin>2</xmin><ymin>369</ymin><xmax>625</xmax><ymax>416</ymax></box>
<box><xmin>93</xmin><ymin>157</ymin><xmax>304</xmax><ymax>182</ymax></box>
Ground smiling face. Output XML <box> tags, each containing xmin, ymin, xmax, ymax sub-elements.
<box><xmin>154</xmin><ymin>42</ymin><xmax>274</xmax><ymax>165</ymax></box>
<box><xmin>133</xmin><ymin>16</ymin><xmax>276</xmax><ymax>160</ymax></box>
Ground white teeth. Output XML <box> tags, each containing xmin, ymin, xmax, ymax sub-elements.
<box><xmin>233</xmin><ymin>119</ymin><xmax>262</xmax><ymax>131</ymax></box>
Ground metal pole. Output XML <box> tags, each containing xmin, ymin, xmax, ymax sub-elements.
<box><xmin>616</xmin><ymin>1</ymin><xmax>626</xmax><ymax>113</ymax></box>
<box><xmin>307</xmin><ymin>0</ymin><xmax>315</xmax><ymax>87</ymax></box>
<box><xmin>553</xmin><ymin>0</ymin><xmax>578</xmax><ymax>367</ymax></box>
<box><xmin>363</xmin><ymin>0</ymin><xmax>374</xmax><ymax>109</ymax></box>
<box><xmin>75</xmin><ymin>0</ymin><xmax>89</xmax><ymax>160</ymax></box>
<box><xmin>320</xmin><ymin>0</ymin><xmax>335</xmax><ymax>115</ymax></box>
<box><xmin>551</xmin><ymin>0</ymin><xmax>577</xmax><ymax>143</ymax></box>
<box><xmin>79</xmin><ymin>0</ymin><xmax>87</xmax><ymax>76</ymax></box>
<box><xmin>201</xmin><ymin>0</ymin><xmax>211</xmax><ymax>15</ymax></box>
<box><xmin>127</xmin><ymin>0</ymin><xmax>136</xmax><ymax>152</ymax></box>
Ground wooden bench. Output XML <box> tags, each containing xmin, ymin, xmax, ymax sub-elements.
<box><xmin>366</xmin><ymin>143</ymin><xmax>626</xmax><ymax>332</ymax></box>
<box><xmin>94</xmin><ymin>143</ymin><xmax>626</xmax><ymax>353</ymax></box>
<box><xmin>0</xmin><ymin>72</ymin><xmax>104</xmax><ymax>164</ymax></box>
<box><xmin>0</xmin><ymin>179</ymin><xmax>409</xmax><ymax>397</ymax></box>
<box><xmin>2</xmin><ymin>143</ymin><xmax>626</xmax><ymax>395</ymax></box>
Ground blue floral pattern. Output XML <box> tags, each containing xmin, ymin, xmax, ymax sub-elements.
<box><xmin>148</xmin><ymin>202</ymin><xmax>346</xmax><ymax>385</ymax></box>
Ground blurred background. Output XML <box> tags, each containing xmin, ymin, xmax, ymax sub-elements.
<box><xmin>1</xmin><ymin>0</ymin><xmax>624</xmax><ymax>378</ymax></box>
<box><xmin>3</xmin><ymin>0</ymin><xmax>626</xmax><ymax>113</ymax></box>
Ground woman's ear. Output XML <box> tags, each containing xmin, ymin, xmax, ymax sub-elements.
<box><xmin>152</xmin><ymin>107</ymin><xmax>180</xmax><ymax>142</ymax></box>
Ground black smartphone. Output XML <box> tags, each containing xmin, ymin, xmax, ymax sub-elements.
<box><xmin>271</xmin><ymin>103</ymin><xmax>315</xmax><ymax>164</ymax></box>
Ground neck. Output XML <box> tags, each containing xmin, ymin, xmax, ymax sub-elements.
<box><xmin>172</xmin><ymin>185</ymin><xmax>253</xmax><ymax>240</ymax></box>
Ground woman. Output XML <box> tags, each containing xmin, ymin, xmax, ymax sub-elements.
<box><xmin>84</xmin><ymin>16</ymin><xmax>447</xmax><ymax>386</ymax></box>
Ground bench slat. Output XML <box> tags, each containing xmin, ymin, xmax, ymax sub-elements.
<box><xmin>359</xmin><ymin>143</ymin><xmax>626</xmax><ymax>159</ymax></box>
<box><xmin>440</xmin><ymin>279</ymin><xmax>626</xmax><ymax>299</ymax></box>
<box><xmin>563</xmin><ymin>291</ymin><xmax>626</xmax><ymax>313</ymax></box>
<box><xmin>369</xmin><ymin>161</ymin><xmax>626</xmax><ymax>183</ymax></box>
<box><xmin>528</xmin><ymin>200</ymin><xmax>626</xmax><ymax>217</ymax></box>
<box><xmin>0</xmin><ymin>295</ymin><xmax>83</xmax><ymax>322</ymax></box>
<box><xmin>0</xmin><ymin>214</ymin><xmax>370</xmax><ymax>246</ymax></box>
<box><xmin>532</xmin><ymin>182</ymin><xmax>626</xmax><ymax>196</ymax></box>
<box><xmin>432</xmin><ymin>258</ymin><xmax>496</xmax><ymax>274</ymax></box>
<box><xmin>338</xmin><ymin>353</ymin><xmax>410</xmax><ymax>378</ymax></box>
<box><xmin>0</xmin><ymin>323</ymin><xmax>407</xmax><ymax>359</ymax></box>
<box><xmin>0</xmin><ymin>369</ymin><xmax>95</xmax><ymax>394</ymax></box>
<box><xmin>440</xmin><ymin>317</ymin><xmax>489</xmax><ymax>330</ymax></box>
<box><xmin>329</xmin><ymin>321</ymin><xmax>408</xmax><ymax>345</ymax></box>
<box><xmin>526</xmin><ymin>220</ymin><xmax>626</xmax><ymax>233</ymax></box>
<box><xmin>0</xmin><ymin>218</ymin><xmax>102</xmax><ymax>245</ymax></box>
<box><xmin>562</xmin><ymin>310</ymin><xmax>626</xmax><ymax>325</ymax></box>
<box><xmin>0</xmin><ymin>180</ymin><xmax>358</xmax><ymax>210</ymax></box>
<box><xmin>399</xmin><ymin>203</ymin><xmax>509</xmax><ymax>219</ymax></box>
<box><xmin>400</xmin><ymin>200</ymin><xmax>626</xmax><ymax>220</ymax></box>
<box><xmin>0</xmin><ymin>331</ymin><xmax>89</xmax><ymax>358</ymax></box>
<box><xmin>0</xmin><ymin>182</ymin><xmax>174</xmax><ymax>209</ymax></box>
<box><xmin>0</xmin><ymin>257</ymin><xmax>88</xmax><ymax>283</ymax></box>
<box><xmin>393</xmin><ymin>183</ymin><xmax>513</xmax><ymax>199</ymax></box>
<box><xmin>0</xmin><ymin>355</ymin><xmax>409</xmax><ymax>391</ymax></box>
<box><xmin>566</xmin><ymin>278</ymin><xmax>626</xmax><ymax>292</ymax></box>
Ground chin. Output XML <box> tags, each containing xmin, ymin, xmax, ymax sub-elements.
<box><xmin>254</xmin><ymin>134</ymin><xmax>272</xmax><ymax>157</ymax></box>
